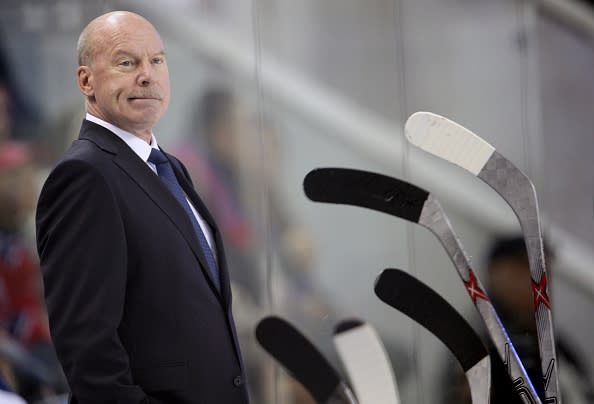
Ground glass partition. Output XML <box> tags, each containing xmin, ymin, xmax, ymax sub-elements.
<box><xmin>0</xmin><ymin>0</ymin><xmax>592</xmax><ymax>403</ymax></box>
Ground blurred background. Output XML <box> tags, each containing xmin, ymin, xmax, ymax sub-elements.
<box><xmin>0</xmin><ymin>0</ymin><xmax>593</xmax><ymax>402</ymax></box>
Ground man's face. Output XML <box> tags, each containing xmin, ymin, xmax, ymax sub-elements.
<box><xmin>80</xmin><ymin>15</ymin><xmax>170</xmax><ymax>138</ymax></box>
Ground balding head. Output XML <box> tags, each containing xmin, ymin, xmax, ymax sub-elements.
<box><xmin>77</xmin><ymin>11</ymin><xmax>159</xmax><ymax>67</ymax></box>
<box><xmin>76</xmin><ymin>11</ymin><xmax>170</xmax><ymax>142</ymax></box>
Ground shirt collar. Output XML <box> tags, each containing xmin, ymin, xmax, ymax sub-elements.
<box><xmin>85</xmin><ymin>113</ymin><xmax>159</xmax><ymax>162</ymax></box>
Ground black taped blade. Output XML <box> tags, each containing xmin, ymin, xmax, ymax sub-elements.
<box><xmin>334</xmin><ymin>318</ymin><xmax>364</xmax><ymax>335</ymax></box>
<box><xmin>304</xmin><ymin>168</ymin><xmax>429</xmax><ymax>223</ymax></box>
<box><xmin>256</xmin><ymin>316</ymin><xmax>340</xmax><ymax>403</ymax></box>
<box><xmin>374</xmin><ymin>269</ymin><xmax>487</xmax><ymax>372</ymax></box>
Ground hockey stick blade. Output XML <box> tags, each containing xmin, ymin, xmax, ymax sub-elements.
<box><xmin>304</xmin><ymin>167</ymin><xmax>542</xmax><ymax>403</ymax></box>
<box><xmin>304</xmin><ymin>167</ymin><xmax>429</xmax><ymax>222</ymax></box>
<box><xmin>333</xmin><ymin>319</ymin><xmax>401</xmax><ymax>404</ymax></box>
<box><xmin>405</xmin><ymin>111</ymin><xmax>560</xmax><ymax>403</ymax></box>
<box><xmin>375</xmin><ymin>268</ymin><xmax>490</xmax><ymax>404</ymax></box>
<box><xmin>255</xmin><ymin>316</ymin><xmax>358</xmax><ymax>404</ymax></box>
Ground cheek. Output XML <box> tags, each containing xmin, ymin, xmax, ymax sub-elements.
<box><xmin>95</xmin><ymin>76</ymin><xmax>125</xmax><ymax>102</ymax></box>
<box><xmin>95</xmin><ymin>84</ymin><xmax>114</xmax><ymax>103</ymax></box>
<box><xmin>162</xmin><ymin>78</ymin><xmax>171</xmax><ymax>101</ymax></box>
<box><xmin>158</xmin><ymin>67</ymin><xmax>171</xmax><ymax>91</ymax></box>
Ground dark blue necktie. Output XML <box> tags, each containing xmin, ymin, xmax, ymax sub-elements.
<box><xmin>148</xmin><ymin>148</ymin><xmax>221</xmax><ymax>291</ymax></box>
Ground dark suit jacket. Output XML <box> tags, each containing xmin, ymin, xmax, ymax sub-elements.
<box><xmin>36</xmin><ymin>120</ymin><xmax>249</xmax><ymax>404</ymax></box>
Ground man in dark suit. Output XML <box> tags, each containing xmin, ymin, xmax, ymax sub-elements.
<box><xmin>35</xmin><ymin>11</ymin><xmax>249</xmax><ymax>404</ymax></box>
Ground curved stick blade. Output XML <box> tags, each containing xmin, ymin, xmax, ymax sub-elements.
<box><xmin>256</xmin><ymin>316</ymin><xmax>341</xmax><ymax>403</ymax></box>
<box><xmin>304</xmin><ymin>167</ymin><xmax>428</xmax><ymax>223</ymax></box>
<box><xmin>333</xmin><ymin>319</ymin><xmax>401</xmax><ymax>404</ymax></box>
<box><xmin>375</xmin><ymin>269</ymin><xmax>490</xmax><ymax>404</ymax></box>
<box><xmin>405</xmin><ymin>111</ymin><xmax>494</xmax><ymax>176</ymax></box>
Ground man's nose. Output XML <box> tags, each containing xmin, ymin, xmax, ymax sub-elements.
<box><xmin>136</xmin><ymin>60</ymin><xmax>152</xmax><ymax>86</ymax></box>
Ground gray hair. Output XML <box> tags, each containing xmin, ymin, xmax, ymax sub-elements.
<box><xmin>76</xmin><ymin>27</ymin><xmax>93</xmax><ymax>66</ymax></box>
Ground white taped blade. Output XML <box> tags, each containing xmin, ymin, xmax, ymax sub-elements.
<box><xmin>334</xmin><ymin>323</ymin><xmax>400</xmax><ymax>404</ymax></box>
<box><xmin>405</xmin><ymin>111</ymin><xmax>495</xmax><ymax>176</ymax></box>
<box><xmin>465</xmin><ymin>355</ymin><xmax>491</xmax><ymax>404</ymax></box>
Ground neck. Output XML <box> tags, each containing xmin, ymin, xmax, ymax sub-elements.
<box><xmin>86</xmin><ymin>107</ymin><xmax>154</xmax><ymax>144</ymax></box>
<box><xmin>130</xmin><ymin>129</ymin><xmax>152</xmax><ymax>144</ymax></box>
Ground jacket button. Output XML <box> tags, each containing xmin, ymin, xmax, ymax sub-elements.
<box><xmin>233</xmin><ymin>375</ymin><xmax>243</xmax><ymax>387</ymax></box>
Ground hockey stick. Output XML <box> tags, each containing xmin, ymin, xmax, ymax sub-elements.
<box><xmin>405</xmin><ymin>111</ymin><xmax>559</xmax><ymax>403</ymax></box>
<box><xmin>375</xmin><ymin>268</ymin><xmax>490</xmax><ymax>404</ymax></box>
<box><xmin>304</xmin><ymin>167</ymin><xmax>542</xmax><ymax>403</ymax></box>
<box><xmin>333</xmin><ymin>319</ymin><xmax>401</xmax><ymax>404</ymax></box>
<box><xmin>255</xmin><ymin>316</ymin><xmax>358</xmax><ymax>404</ymax></box>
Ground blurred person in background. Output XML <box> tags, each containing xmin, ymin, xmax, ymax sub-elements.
<box><xmin>486</xmin><ymin>236</ymin><xmax>593</xmax><ymax>403</ymax></box>
<box><xmin>175</xmin><ymin>87</ymin><xmax>333</xmax><ymax>403</ymax></box>
<box><xmin>0</xmin><ymin>142</ymin><xmax>66</xmax><ymax>401</ymax></box>
<box><xmin>440</xmin><ymin>235</ymin><xmax>593</xmax><ymax>404</ymax></box>
<box><xmin>174</xmin><ymin>87</ymin><xmax>267</xmax><ymax>403</ymax></box>
<box><xmin>176</xmin><ymin>87</ymin><xmax>317</xmax><ymax>303</ymax></box>
<box><xmin>36</xmin><ymin>11</ymin><xmax>249</xmax><ymax>404</ymax></box>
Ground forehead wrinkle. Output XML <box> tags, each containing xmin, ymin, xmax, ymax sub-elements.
<box><xmin>106</xmin><ymin>28</ymin><xmax>164</xmax><ymax>61</ymax></box>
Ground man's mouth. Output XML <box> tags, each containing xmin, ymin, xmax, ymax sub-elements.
<box><xmin>129</xmin><ymin>97</ymin><xmax>160</xmax><ymax>101</ymax></box>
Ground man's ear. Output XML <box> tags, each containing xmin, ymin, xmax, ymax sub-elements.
<box><xmin>77</xmin><ymin>66</ymin><xmax>94</xmax><ymax>97</ymax></box>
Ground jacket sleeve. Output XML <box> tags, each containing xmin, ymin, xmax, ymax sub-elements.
<box><xmin>36</xmin><ymin>159</ymin><xmax>147</xmax><ymax>404</ymax></box>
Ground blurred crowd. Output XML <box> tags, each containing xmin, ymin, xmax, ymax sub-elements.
<box><xmin>172</xmin><ymin>86</ymin><xmax>338</xmax><ymax>403</ymax></box>
<box><xmin>0</xmin><ymin>41</ymin><xmax>68</xmax><ymax>402</ymax></box>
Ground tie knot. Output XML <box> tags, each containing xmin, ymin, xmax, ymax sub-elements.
<box><xmin>148</xmin><ymin>148</ymin><xmax>168</xmax><ymax>165</ymax></box>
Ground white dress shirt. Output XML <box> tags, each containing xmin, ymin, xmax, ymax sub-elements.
<box><xmin>85</xmin><ymin>113</ymin><xmax>217</xmax><ymax>254</ymax></box>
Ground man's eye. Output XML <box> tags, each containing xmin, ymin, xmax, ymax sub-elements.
<box><xmin>120</xmin><ymin>60</ymin><xmax>132</xmax><ymax>67</ymax></box>
<box><xmin>152</xmin><ymin>57</ymin><xmax>164</xmax><ymax>64</ymax></box>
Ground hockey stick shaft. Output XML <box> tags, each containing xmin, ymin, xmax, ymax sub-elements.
<box><xmin>420</xmin><ymin>194</ymin><xmax>541</xmax><ymax>403</ymax></box>
<box><xmin>406</xmin><ymin>112</ymin><xmax>559</xmax><ymax>402</ymax></box>
<box><xmin>479</xmin><ymin>151</ymin><xmax>558</xmax><ymax>404</ymax></box>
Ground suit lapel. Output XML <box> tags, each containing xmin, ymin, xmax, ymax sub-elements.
<box><xmin>79</xmin><ymin>121</ymin><xmax>224</xmax><ymax>302</ymax></box>
<box><xmin>167</xmin><ymin>154</ymin><xmax>233</xmax><ymax>307</ymax></box>
<box><xmin>167</xmin><ymin>158</ymin><xmax>244</xmax><ymax>364</ymax></box>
